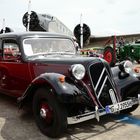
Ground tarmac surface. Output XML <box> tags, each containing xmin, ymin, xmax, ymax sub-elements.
<box><xmin>0</xmin><ymin>93</ymin><xmax>140</xmax><ymax>140</ymax></box>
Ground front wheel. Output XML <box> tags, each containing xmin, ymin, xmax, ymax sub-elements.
<box><xmin>32</xmin><ymin>88</ymin><xmax>67</xmax><ymax>138</ymax></box>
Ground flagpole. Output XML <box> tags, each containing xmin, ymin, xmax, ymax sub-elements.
<box><xmin>27</xmin><ymin>0</ymin><xmax>31</xmax><ymax>31</ymax></box>
<box><xmin>2</xmin><ymin>18</ymin><xmax>6</xmax><ymax>33</ymax></box>
<box><xmin>80</xmin><ymin>14</ymin><xmax>83</xmax><ymax>49</ymax></box>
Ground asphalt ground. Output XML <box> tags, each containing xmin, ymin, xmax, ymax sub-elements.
<box><xmin>0</xmin><ymin>93</ymin><xmax>140</xmax><ymax>140</ymax></box>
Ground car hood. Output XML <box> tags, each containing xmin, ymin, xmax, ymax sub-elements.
<box><xmin>28</xmin><ymin>55</ymin><xmax>102</xmax><ymax>66</ymax></box>
<box><xmin>28</xmin><ymin>55</ymin><xmax>104</xmax><ymax>77</ymax></box>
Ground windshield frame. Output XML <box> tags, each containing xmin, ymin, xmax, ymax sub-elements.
<box><xmin>22</xmin><ymin>37</ymin><xmax>76</xmax><ymax>59</ymax></box>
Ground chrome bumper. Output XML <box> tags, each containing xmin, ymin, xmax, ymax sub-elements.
<box><xmin>67</xmin><ymin>94</ymin><xmax>140</xmax><ymax>125</ymax></box>
<box><xmin>67</xmin><ymin>109</ymin><xmax>106</xmax><ymax>124</ymax></box>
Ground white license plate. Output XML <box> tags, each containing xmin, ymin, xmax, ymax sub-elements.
<box><xmin>105</xmin><ymin>99</ymin><xmax>133</xmax><ymax>113</ymax></box>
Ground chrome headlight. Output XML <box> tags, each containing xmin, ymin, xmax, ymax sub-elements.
<box><xmin>71</xmin><ymin>64</ymin><xmax>85</xmax><ymax>80</ymax></box>
<box><xmin>124</xmin><ymin>60</ymin><xmax>133</xmax><ymax>73</ymax></box>
<box><xmin>119</xmin><ymin>60</ymin><xmax>133</xmax><ymax>73</ymax></box>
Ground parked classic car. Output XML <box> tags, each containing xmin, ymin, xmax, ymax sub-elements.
<box><xmin>0</xmin><ymin>32</ymin><xmax>140</xmax><ymax>138</ymax></box>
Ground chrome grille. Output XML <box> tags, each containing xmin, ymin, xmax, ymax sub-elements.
<box><xmin>89</xmin><ymin>62</ymin><xmax>119</xmax><ymax>107</ymax></box>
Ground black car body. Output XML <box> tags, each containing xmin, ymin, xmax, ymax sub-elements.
<box><xmin>0</xmin><ymin>32</ymin><xmax>139</xmax><ymax>138</ymax></box>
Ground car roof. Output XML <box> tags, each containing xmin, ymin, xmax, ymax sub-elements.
<box><xmin>0</xmin><ymin>31</ymin><xmax>73</xmax><ymax>39</ymax></box>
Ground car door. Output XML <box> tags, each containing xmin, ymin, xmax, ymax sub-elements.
<box><xmin>0</xmin><ymin>38</ymin><xmax>31</xmax><ymax>97</ymax></box>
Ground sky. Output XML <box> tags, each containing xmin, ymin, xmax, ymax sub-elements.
<box><xmin>0</xmin><ymin>0</ymin><xmax>140</xmax><ymax>36</ymax></box>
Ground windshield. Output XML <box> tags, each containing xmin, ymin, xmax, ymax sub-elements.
<box><xmin>23</xmin><ymin>37</ymin><xmax>76</xmax><ymax>58</ymax></box>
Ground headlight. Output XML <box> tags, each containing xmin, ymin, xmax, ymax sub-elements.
<box><xmin>71</xmin><ymin>64</ymin><xmax>85</xmax><ymax>80</ymax></box>
<box><xmin>124</xmin><ymin>60</ymin><xmax>133</xmax><ymax>73</ymax></box>
<box><xmin>119</xmin><ymin>60</ymin><xmax>133</xmax><ymax>73</ymax></box>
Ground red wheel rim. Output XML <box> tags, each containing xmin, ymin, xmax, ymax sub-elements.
<box><xmin>104</xmin><ymin>51</ymin><xmax>113</xmax><ymax>63</ymax></box>
<box><xmin>40</xmin><ymin>102</ymin><xmax>53</xmax><ymax>124</ymax></box>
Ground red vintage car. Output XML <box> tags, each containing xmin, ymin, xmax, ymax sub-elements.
<box><xmin>0</xmin><ymin>32</ymin><xmax>140</xmax><ymax>138</ymax></box>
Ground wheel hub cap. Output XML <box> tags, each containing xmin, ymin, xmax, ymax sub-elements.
<box><xmin>40</xmin><ymin>108</ymin><xmax>47</xmax><ymax>118</ymax></box>
<box><xmin>40</xmin><ymin>103</ymin><xmax>53</xmax><ymax>124</ymax></box>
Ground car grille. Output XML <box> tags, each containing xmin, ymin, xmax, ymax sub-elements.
<box><xmin>88</xmin><ymin>62</ymin><xmax>119</xmax><ymax>108</ymax></box>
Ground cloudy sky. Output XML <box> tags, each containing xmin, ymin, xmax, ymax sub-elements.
<box><xmin>0</xmin><ymin>0</ymin><xmax>140</xmax><ymax>36</ymax></box>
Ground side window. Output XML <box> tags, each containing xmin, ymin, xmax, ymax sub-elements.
<box><xmin>3</xmin><ymin>40</ymin><xmax>20</xmax><ymax>60</ymax></box>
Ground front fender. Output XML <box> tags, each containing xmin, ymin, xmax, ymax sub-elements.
<box><xmin>111</xmin><ymin>66</ymin><xmax>140</xmax><ymax>97</ymax></box>
<box><xmin>18</xmin><ymin>73</ymin><xmax>83</xmax><ymax>107</ymax></box>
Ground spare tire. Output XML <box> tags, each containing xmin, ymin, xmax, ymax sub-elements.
<box><xmin>104</xmin><ymin>46</ymin><xmax>115</xmax><ymax>67</ymax></box>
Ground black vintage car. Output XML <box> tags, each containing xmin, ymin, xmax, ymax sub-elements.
<box><xmin>0</xmin><ymin>32</ymin><xmax>140</xmax><ymax>138</ymax></box>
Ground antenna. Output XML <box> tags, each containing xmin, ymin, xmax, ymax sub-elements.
<box><xmin>80</xmin><ymin>14</ymin><xmax>83</xmax><ymax>48</ymax></box>
<box><xmin>2</xmin><ymin>18</ymin><xmax>6</xmax><ymax>33</ymax></box>
<box><xmin>27</xmin><ymin>0</ymin><xmax>31</xmax><ymax>31</ymax></box>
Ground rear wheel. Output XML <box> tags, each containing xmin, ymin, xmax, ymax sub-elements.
<box><xmin>104</xmin><ymin>46</ymin><xmax>115</xmax><ymax>67</ymax></box>
<box><xmin>32</xmin><ymin>88</ymin><xmax>67</xmax><ymax>138</ymax></box>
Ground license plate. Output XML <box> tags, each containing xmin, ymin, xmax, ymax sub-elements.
<box><xmin>105</xmin><ymin>99</ymin><xmax>133</xmax><ymax>113</ymax></box>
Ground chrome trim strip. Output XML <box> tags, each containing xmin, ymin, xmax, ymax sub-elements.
<box><xmin>105</xmin><ymin>68</ymin><xmax>119</xmax><ymax>102</ymax></box>
<box><xmin>95</xmin><ymin>68</ymin><xmax>105</xmax><ymax>91</ymax></box>
<box><xmin>97</xmin><ymin>76</ymin><xmax>108</xmax><ymax>98</ymax></box>
<box><xmin>109</xmin><ymin>89</ymin><xmax>117</xmax><ymax>104</ymax></box>
<box><xmin>105</xmin><ymin>68</ymin><xmax>118</xmax><ymax>95</ymax></box>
